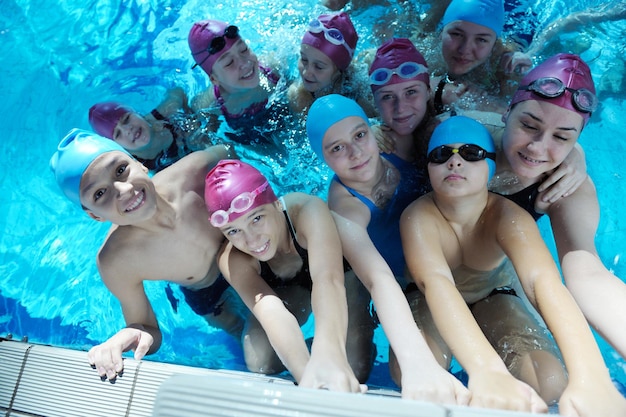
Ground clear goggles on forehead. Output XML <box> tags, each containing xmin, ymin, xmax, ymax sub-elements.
<box><xmin>428</xmin><ymin>144</ymin><xmax>495</xmax><ymax>164</ymax></box>
<box><xmin>519</xmin><ymin>77</ymin><xmax>598</xmax><ymax>113</ymax></box>
<box><xmin>370</xmin><ymin>62</ymin><xmax>428</xmax><ymax>86</ymax></box>
<box><xmin>210</xmin><ymin>181</ymin><xmax>269</xmax><ymax>228</ymax></box>
<box><xmin>192</xmin><ymin>25</ymin><xmax>239</xmax><ymax>69</ymax></box>
<box><xmin>308</xmin><ymin>19</ymin><xmax>354</xmax><ymax>56</ymax></box>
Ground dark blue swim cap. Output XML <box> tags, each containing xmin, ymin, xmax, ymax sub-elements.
<box><xmin>306</xmin><ymin>94</ymin><xmax>369</xmax><ymax>163</ymax></box>
<box><xmin>50</xmin><ymin>128</ymin><xmax>131</xmax><ymax>206</ymax></box>
<box><xmin>428</xmin><ymin>116</ymin><xmax>496</xmax><ymax>180</ymax></box>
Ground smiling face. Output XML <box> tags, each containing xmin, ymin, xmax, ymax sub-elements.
<box><xmin>112</xmin><ymin>112</ymin><xmax>152</xmax><ymax>151</ymax></box>
<box><xmin>502</xmin><ymin>100</ymin><xmax>583</xmax><ymax>181</ymax></box>
<box><xmin>79</xmin><ymin>151</ymin><xmax>156</xmax><ymax>225</ymax></box>
<box><xmin>209</xmin><ymin>39</ymin><xmax>260</xmax><ymax>92</ymax></box>
<box><xmin>298</xmin><ymin>44</ymin><xmax>340</xmax><ymax>94</ymax></box>
<box><xmin>428</xmin><ymin>142</ymin><xmax>490</xmax><ymax>197</ymax></box>
<box><xmin>219</xmin><ymin>202</ymin><xmax>283</xmax><ymax>262</ymax></box>
<box><xmin>374</xmin><ymin>79</ymin><xmax>429</xmax><ymax>137</ymax></box>
<box><xmin>441</xmin><ymin>20</ymin><xmax>497</xmax><ymax>77</ymax></box>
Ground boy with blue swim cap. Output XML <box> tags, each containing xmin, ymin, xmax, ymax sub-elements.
<box><xmin>305</xmin><ymin>94</ymin><xmax>471</xmax><ymax>403</ymax></box>
<box><xmin>402</xmin><ymin>115</ymin><xmax>626</xmax><ymax>414</ymax></box>
<box><xmin>50</xmin><ymin>128</ymin><xmax>131</xmax><ymax>207</ymax></box>
<box><xmin>427</xmin><ymin>115</ymin><xmax>496</xmax><ymax>180</ymax></box>
<box><xmin>49</xmin><ymin>129</ymin><xmax>248</xmax><ymax>382</ymax></box>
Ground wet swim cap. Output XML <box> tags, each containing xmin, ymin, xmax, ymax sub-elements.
<box><xmin>369</xmin><ymin>38</ymin><xmax>429</xmax><ymax>93</ymax></box>
<box><xmin>510</xmin><ymin>53</ymin><xmax>596</xmax><ymax>126</ymax></box>
<box><xmin>428</xmin><ymin>116</ymin><xmax>496</xmax><ymax>180</ymax></box>
<box><xmin>50</xmin><ymin>128</ymin><xmax>131</xmax><ymax>206</ymax></box>
<box><xmin>306</xmin><ymin>94</ymin><xmax>369</xmax><ymax>163</ymax></box>
<box><xmin>205</xmin><ymin>159</ymin><xmax>278</xmax><ymax>225</ymax></box>
<box><xmin>441</xmin><ymin>0</ymin><xmax>505</xmax><ymax>37</ymax></box>
<box><xmin>88</xmin><ymin>102</ymin><xmax>133</xmax><ymax>139</ymax></box>
<box><xmin>302</xmin><ymin>12</ymin><xmax>358</xmax><ymax>71</ymax></box>
<box><xmin>189</xmin><ymin>19</ymin><xmax>241</xmax><ymax>75</ymax></box>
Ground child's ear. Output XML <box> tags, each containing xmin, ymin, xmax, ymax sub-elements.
<box><xmin>86</xmin><ymin>210</ymin><xmax>105</xmax><ymax>222</ymax></box>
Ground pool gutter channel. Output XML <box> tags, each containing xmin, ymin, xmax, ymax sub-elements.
<box><xmin>0</xmin><ymin>338</ymin><xmax>551</xmax><ymax>416</ymax></box>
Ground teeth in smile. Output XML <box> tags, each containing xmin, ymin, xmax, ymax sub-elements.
<box><xmin>252</xmin><ymin>242</ymin><xmax>269</xmax><ymax>253</ymax></box>
<box><xmin>125</xmin><ymin>191</ymin><xmax>144</xmax><ymax>212</ymax></box>
<box><xmin>521</xmin><ymin>153</ymin><xmax>542</xmax><ymax>163</ymax></box>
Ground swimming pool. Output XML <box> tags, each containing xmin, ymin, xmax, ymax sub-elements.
<box><xmin>0</xmin><ymin>0</ymin><xmax>625</xmax><ymax>392</ymax></box>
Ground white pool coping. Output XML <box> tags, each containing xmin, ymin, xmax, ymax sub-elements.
<box><xmin>0</xmin><ymin>339</ymin><xmax>553</xmax><ymax>416</ymax></box>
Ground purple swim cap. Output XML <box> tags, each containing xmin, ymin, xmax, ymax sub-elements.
<box><xmin>442</xmin><ymin>0</ymin><xmax>505</xmax><ymax>37</ymax></box>
<box><xmin>189</xmin><ymin>19</ymin><xmax>241</xmax><ymax>76</ymax></box>
<box><xmin>510</xmin><ymin>53</ymin><xmax>596</xmax><ymax>126</ymax></box>
<box><xmin>369</xmin><ymin>38</ymin><xmax>429</xmax><ymax>93</ymax></box>
<box><xmin>302</xmin><ymin>12</ymin><xmax>358</xmax><ymax>71</ymax></box>
<box><xmin>88</xmin><ymin>102</ymin><xmax>133</xmax><ymax>139</ymax></box>
<box><xmin>205</xmin><ymin>159</ymin><xmax>278</xmax><ymax>226</ymax></box>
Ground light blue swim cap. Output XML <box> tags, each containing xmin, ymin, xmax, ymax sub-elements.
<box><xmin>306</xmin><ymin>94</ymin><xmax>369</xmax><ymax>163</ymax></box>
<box><xmin>428</xmin><ymin>116</ymin><xmax>496</xmax><ymax>180</ymax></box>
<box><xmin>441</xmin><ymin>0</ymin><xmax>505</xmax><ymax>37</ymax></box>
<box><xmin>50</xmin><ymin>128</ymin><xmax>131</xmax><ymax>207</ymax></box>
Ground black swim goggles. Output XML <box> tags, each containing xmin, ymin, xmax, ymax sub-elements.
<box><xmin>427</xmin><ymin>144</ymin><xmax>496</xmax><ymax>164</ymax></box>
<box><xmin>192</xmin><ymin>25</ymin><xmax>239</xmax><ymax>69</ymax></box>
<box><xmin>518</xmin><ymin>77</ymin><xmax>597</xmax><ymax>113</ymax></box>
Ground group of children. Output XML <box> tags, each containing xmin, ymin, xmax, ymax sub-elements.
<box><xmin>49</xmin><ymin>0</ymin><xmax>626</xmax><ymax>415</ymax></box>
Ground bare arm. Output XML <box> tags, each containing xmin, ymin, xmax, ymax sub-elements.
<box><xmin>400</xmin><ymin>199</ymin><xmax>547</xmax><ymax>413</ymax></box>
<box><xmin>549</xmin><ymin>179</ymin><xmax>626</xmax><ymax>358</ymax></box>
<box><xmin>293</xmin><ymin>194</ymin><xmax>363</xmax><ymax>392</ymax></box>
<box><xmin>499</xmin><ymin>198</ymin><xmax>626</xmax><ymax>417</ymax></box>
<box><xmin>87</xmin><ymin>252</ymin><xmax>161</xmax><ymax>380</ymax></box>
<box><xmin>332</xmin><ymin>211</ymin><xmax>469</xmax><ymax>403</ymax></box>
<box><xmin>218</xmin><ymin>244</ymin><xmax>311</xmax><ymax>382</ymax></box>
<box><xmin>154</xmin><ymin>86</ymin><xmax>191</xmax><ymax>117</ymax></box>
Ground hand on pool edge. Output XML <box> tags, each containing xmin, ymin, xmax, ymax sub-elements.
<box><xmin>86</xmin><ymin>327</ymin><xmax>154</xmax><ymax>381</ymax></box>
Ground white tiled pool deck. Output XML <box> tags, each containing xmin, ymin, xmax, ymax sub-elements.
<box><xmin>0</xmin><ymin>339</ymin><xmax>551</xmax><ymax>417</ymax></box>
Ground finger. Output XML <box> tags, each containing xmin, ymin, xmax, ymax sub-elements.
<box><xmin>530</xmin><ymin>391</ymin><xmax>549</xmax><ymax>414</ymax></box>
<box><xmin>133</xmin><ymin>336</ymin><xmax>151</xmax><ymax>361</ymax></box>
<box><xmin>455</xmin><ymin>383</ymin><xmax>472</xmax><ymax>406</ymax></box>
<box><xmin>359</xmin><ymin>383</ymin><xmax>368</xmax><ymax>394</ymax></box>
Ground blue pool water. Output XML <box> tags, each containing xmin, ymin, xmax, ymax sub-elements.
<box><xmin>1</xmin><ymin>0</ymin><xmax>625</xmax><ymax>391</ymax></box>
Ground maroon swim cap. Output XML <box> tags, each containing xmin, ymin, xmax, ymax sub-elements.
<box><xmin>301</xmin><ymin>12</ymin><xmax>358</xmax><ymax>71</ymax></box>
<box><xmin>205</xmin><ymin>159</ymin><xmax>278</xmax><ymax>226</ymax></box>
<box><xmin>510</xmin><ymin>53</ymin><xmax>596</xmax><ymax>126</ymax></box>
<box><xmin>189</xmin><ymin>19</ymin><xmax>241</xmax><ymax>76</ymax></box>
<box><xmin>88</xmin><ymin>102</ymin><xmax>133</xmax><ymax>139</ymax></box>
<box><xmin>369</xmin><ymin>38</ymin><xmax>429</xmax><ymax>93</ymax></box>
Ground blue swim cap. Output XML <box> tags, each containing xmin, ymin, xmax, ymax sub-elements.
<box><xmin>306</xmin><ymin>94</ymin><xmax>369</xmax><ymax>163</ymax></box>
<box><xmin>50</xmin><ymin>128</ymin><xmax>131</xmax><ymax>207</ymax></box>
<box><xmin>442</xmin><ymin>0</ymin><xmax>505</xmax><ymax>37</ymax></box>
<box><xmin>428</xmin><ymin>116</ymin><xmax>496</xmax><ymax>180</ymax></box>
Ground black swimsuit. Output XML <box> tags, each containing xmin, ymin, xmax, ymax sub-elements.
<box><xmin>136</xmin><ymin>109</ymin><xmax>190</xmax><ymax>172</ymax></box>
<box><xmin>499</xmin><ymin>182</ymin><xmax>544</xmax><ymax>221</ymax></box>
<box><xmin>259</xmin><ymin>208</ymin><xmax>313</xmax><ymax>292</ymax></box>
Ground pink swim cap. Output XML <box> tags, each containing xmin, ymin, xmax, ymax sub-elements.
<box><xmin>189</xmin><ymin>19</ymin><xmax>241</xmax><ymax>75</ymax></box>
<box><xmin>88</xmin><ymin>102</ymin><xmax>133</xmax><ymax>139</ymax></box>
<box><xmin>369</xmin><ymin>38</ymin><xmax>429</xmax><ymax>93</ymax></box>
<box><xmin>205</xmin><ymin>159</ymin><xmax>278</xmax><ymax>226</ymax></box>
<box><xmin>302</xmin><ymin>12</ymin><xmax>358</xmax><ymax>71</ymax></box>
<box><xmin>510</xmin><ymin>53</ymin><xmax>597</xmax><ymax>126</ymax></box>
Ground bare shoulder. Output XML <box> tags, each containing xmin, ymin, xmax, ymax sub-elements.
<box><xmin>96</xmin><ymin>228</ymin><xmax>145</xmax><ymax>286</ymax></box>
<box><xmin>153</xmin><ymin>146</ymin><xmax>231</xmax><ymax>188</ymax></box>
<box><xmin>487</xmin><ymin>192</ymin><xmax>537</xmax><ymax>231</ymax></box>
